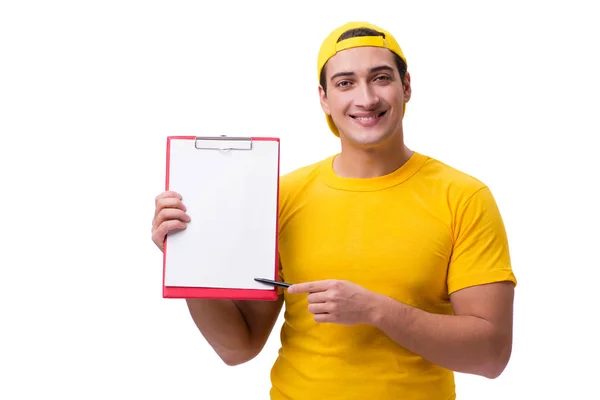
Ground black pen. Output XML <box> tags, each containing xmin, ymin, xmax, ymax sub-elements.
<box><xmin>254</xmin><ymin>277</ymin><xmax>291</xmax><ymax>289</ymax></box>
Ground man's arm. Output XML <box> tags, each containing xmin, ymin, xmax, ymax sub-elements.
<box><xmin>288</xmin><ymin>279</ymin><xmax>514</xmax><ymax>379</ymax></box>
<box><xmin>151</xmin><ymin>190</ymin><xmax>284</xmax><ymax>366</ymax></box>
<box><xmin>186</xmin><ymin>296</ymin><xmax>284</xmax><ymax>366</ymax></box>
<box><xmin>369</xmin><ymin>281</ymin><xmax>514</xmax><ymax>379</ymax></box>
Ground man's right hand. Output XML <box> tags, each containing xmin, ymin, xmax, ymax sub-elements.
<box><xmin>152</xmin><ymin>190</ymin><xmax>190</xmax><ymax>251</ymax></box>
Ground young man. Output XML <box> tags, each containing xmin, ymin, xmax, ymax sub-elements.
<box><xmin>151</xmin><ymin>21</ymin><xmax>517</xmax><ymax>400</ymax></box>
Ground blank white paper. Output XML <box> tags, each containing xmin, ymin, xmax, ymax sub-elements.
<box><xmin>163</xmin><ymin>137</ymin><xmax>279</xmax><ymax>290</ymax></box>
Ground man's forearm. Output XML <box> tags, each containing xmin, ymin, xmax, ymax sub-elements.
<box><xmin>185</xmin><ymin>299</ymin><xmax>253</xmax><ymax>365</ymax></box>
<box><xmin>368</xmin><ymin>294</ymin><xmax>511</xmax><ymax>379</ymax></box>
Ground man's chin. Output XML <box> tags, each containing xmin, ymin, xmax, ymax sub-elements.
<box><xmin>341</xmin><ymin>128</ymin><xmax>391</xmax><ymax>147</ymax></box>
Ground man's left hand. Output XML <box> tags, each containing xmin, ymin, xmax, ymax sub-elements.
<box><xmin>287</xmin><ymin>280</ymin><xmax>380</xmax><ymax>325</ymax></box>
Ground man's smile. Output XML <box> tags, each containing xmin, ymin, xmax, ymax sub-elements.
<box><xmin>350</xmin><ymin>110</ymin><xmax>388</xmax><ymax>126</ymax></box>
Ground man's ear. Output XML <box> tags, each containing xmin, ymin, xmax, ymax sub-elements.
<box><xmin>402</xmin><ymin>71</ymin><xmax>412</xmax><ymax>102</ymax></box>
<box><xmin>319</xmin><ymin>86</ymin><xmax>331</xmax><ymax>115</ymax></box>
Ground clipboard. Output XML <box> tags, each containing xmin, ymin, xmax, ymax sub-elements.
<box><xmin>162</xmin><ymin>135</ymin><xmax>280</xmax><ymax>301</ymax></box>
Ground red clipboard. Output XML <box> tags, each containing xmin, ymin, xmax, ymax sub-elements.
<box><xmin>162</xmin><ymin>135</ymin><xmax>280</xmax><ymax>301</ymax></box>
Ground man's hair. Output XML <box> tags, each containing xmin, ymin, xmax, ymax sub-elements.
<box><xmin>319</xmin><ymin>27</ymin><xmax>408</xmax><ymax>94</ymax></box>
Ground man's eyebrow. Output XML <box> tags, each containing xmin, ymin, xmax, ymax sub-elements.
<box><xmin>329</xmin><ymin>65</ymin><xmax>395</xmax><ymax>82</ymax></box>
<box><xmin>330</xmin><ymin>71</ymin><xmax>354</xmax><ymax>82</ymax></box>
<box><xmin>369</xmin><ymin>65</ymin><xmax>394</xmax><ymax>74</ymax></box>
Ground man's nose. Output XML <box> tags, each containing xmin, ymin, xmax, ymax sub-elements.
<box><xmin>355</xmin><ymin>83</ymin><xmax>380</xmax><ymax>109</ymax></box>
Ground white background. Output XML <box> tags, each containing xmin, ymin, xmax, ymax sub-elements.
<box><xmin>1</xmin><ymin>1</ymin><xmax>598</xmax><ymax>399</ymax></box>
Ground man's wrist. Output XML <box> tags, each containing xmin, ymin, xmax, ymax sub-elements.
<box><xmin>366</xmin><ymin>292</ymin><xmax>391</xmax><ymax>326</ymax></box>
<box><xmin>366</xmin><ymin>292</ymin><xmax>412</xmax><ymax>329</ymax></box>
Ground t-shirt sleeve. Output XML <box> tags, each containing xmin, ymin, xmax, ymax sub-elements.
<box><xmin>447</xmin><ymin>186</ymin><xmax>517</xmax><ymax>294</ymax></box>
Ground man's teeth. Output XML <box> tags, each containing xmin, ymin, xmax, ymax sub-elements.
<box><xmin>355</xmin><ymin>116</ymin><xmax>377</xmax><ymax>121</ymax></box>
<box><xmin>353</xmin><ymin>112</ymin><xmax>385</xmax><ymax>120</ymax></box>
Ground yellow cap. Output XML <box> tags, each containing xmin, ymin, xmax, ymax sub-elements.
<box><xmin>317</xmin><ymin>21</ymin><xmax>407</xmax><ymax>137</ymax></box>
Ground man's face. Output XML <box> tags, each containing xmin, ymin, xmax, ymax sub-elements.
<box><xmin>319</xmin><ymin>46</ymin><xmax>411</xmax><ymax>148</ymax></box>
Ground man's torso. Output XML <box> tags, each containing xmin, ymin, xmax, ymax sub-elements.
<box><xmin>269</xmin><ymin>152</ymin><xmax>488</xmax><ymax>400</ymax></box>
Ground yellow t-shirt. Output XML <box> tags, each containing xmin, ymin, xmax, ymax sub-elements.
<box><xmin>269</xmin><ymin>151</ymin><xmax>517</xmax><ymax>400</ymax></box>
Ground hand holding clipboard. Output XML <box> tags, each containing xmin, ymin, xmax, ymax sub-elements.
<box><xmin>152</xmin><ymin>191</ymin><xmax>190</xmax><ymax>252</ymax></box>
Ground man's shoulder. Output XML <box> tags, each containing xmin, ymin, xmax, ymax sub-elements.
<box><xmin>280</xmin><ymin>156</ymin><xmax>331</xmax><ymax>191</ymax></box>
<box><xmin>418</xmin><ymin>153</ymin><xmax>489</xmax><ymax>199</ymax></box>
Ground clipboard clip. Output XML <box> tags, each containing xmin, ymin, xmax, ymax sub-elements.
<box><xmin>194</xmin><ymin>135</ymin><xmax>253</xmax><ymax>151</ymax></box>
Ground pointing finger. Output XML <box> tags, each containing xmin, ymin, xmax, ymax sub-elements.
<box><xmin>288</xmin><ymin>280</ymin><xmax>332</xmax><ymax>294</ymax></box>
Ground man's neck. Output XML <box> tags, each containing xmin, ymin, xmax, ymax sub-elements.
<box><xmin>333</xmin><ymin>140</ymin><xmax>414</xmax><ymax>179</ymax></box>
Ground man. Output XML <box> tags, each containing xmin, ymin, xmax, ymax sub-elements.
<box><xmin>151</xmin><ymin>21</ymin><xmax>517</xmax><ymax>400</ymax></box>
